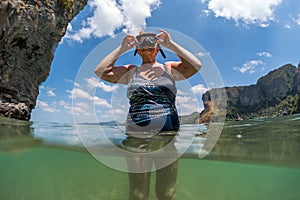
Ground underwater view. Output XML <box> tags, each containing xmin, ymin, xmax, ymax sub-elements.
<box><xmin>1</xmin><ymin>114</ymin><xmax>300</xmax><ymax>200</ymax></box>
<box><xmin>1</xmin><ymin>1</ymin><xmax>300</xmax><ymax>200</ymax></box>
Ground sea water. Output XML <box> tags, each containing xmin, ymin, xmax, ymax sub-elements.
<box><xmin>0</xmin><ymin>114</ymin><xmax>300</xmax><ymax>200</ymax></box>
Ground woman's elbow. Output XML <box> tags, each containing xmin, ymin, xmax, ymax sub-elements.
<box><xmin>194</xmin><ymin>61</ymin><xmax>202</xmax><ymax>71</ymax></box>
<box><xmin>94</xmin><ymin>65</ymin><xmax>110</xmax><ymax>78</ymax></box>
<box><xmin>94</xmin><ymin>69</ymin><xmax>102</xmax><ymax>78</ymax></box>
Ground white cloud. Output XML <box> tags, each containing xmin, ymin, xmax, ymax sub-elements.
<box><xmin>58</xmin><ymin>100</ymin><xmax>91</xmax><ymax>116</ymax></box>
<box><xmin>196</xmin><ymin>51</ymin><xmax>210</xmax><ymax>57</ymax></box>
<box><xmin>74</xmin><ymin>82</ymin><xmax>81</xmax><ymax>88</ymax></box>
<box><xmin>71</xmin><ymin>102</ymin><xmax>91</xmax><ymax>116</ymax></box>
<box><xmin>65</xmin><ymin>78</ymin><xmax>74</xmax><ymax>83</ymax></box>
<box><xmin>85</xmin><ymin>77</ymin><xmax>99</xmax><ymax>89</ymax></box>
<box><xmin>46</xmin><ymin>90</ymin><xmax>56</xmax><ymax>97</ymax></box>
<box><xmin>285</xmin><ymin>14</ymin><xmax>300</xmax><ymax>29</ymax></box>
<box><xmin>202</xmin><ymin>9</ymin><xmax>210</xmax><ymax>17</ymax></box>
<box><xmin>112</xmin><ymin>108</ymin><xmax>127</xmax><ymax>115</ymax></box>
<box><xmin>191</xmin><ymin>84</ymin><xmax>208</xmax><ymax>94</ymax></box>
<box><xmin>65</xmin><ymin>0</ymin><xmax>124</xmax><ymax>42</ymax></box>
<box><xmin>93</xmin><ymin>96</ymin><xmax>112</xmax><ymax>108</ymax></box>
<box><xmin>297</xmin><ymin>14</ymin><xmax>300</xmax><ymax>25</ymax></box>
<box><xmin>85</xmin><ymin>77</ymin><xmax>118</xmax><ymax>92</ymax></box>
<box><xmin>62</xmin><ymin>90</ymin><xmax>112</xmax><ymax>120</ymax></box>
<box><xmin>259</xmin><ymin>23</ymin><xmax>270</xmax><ymax>28</ymax></box>
<box><xmin>206</xmin><ymin>0</ymin><xmax>282</xmax><ymax>27</ymax></box>
<box><xmin>257</xmin><ymin>51</ymin><xmax>272</xmax><ymax>58</ymax></box>
<box><xmin>75</xmin><ymin>102</ymin><xmax>90</xmax><ymax>110</ymax></box>
<box><xmin>68</xmin><ymin>88</ymin><xmax>111</xmax><ymax>108</ymax></box>
<box><xmin>176</xmin><ymin>96</ymin><xmax>201</xmax><ymax>115</ymax></box>
<box><xmin>284</xmin><ymin>23</ymin><xmax>292</xmax><ymax>29</ymax></box>
<box><xmin>59</xmin><ymin>100</ymin><xmax>69</xmax><ymax>107</ymax></box>
<box><xmin>177</xmin><ymin>96</ymin><xmax>192</xmax><ymax>104</ymax></box>
<box><xmin>96</xmin><ymin>110</ymin><xmax>116</xmax><ymax>122</ymax></box>
<box><xmin>233</xmin><ymin>60</ymin><xmax>265</xmax><ymax>74</ymax></box>
<box><xmin>177</xmin><ymin>89</ymin><xmax>187</xmax><ymax>95</ymax></box>
<box><xmin>36</xmin><ymin>100</ymin><xmax>60</xmax><ymax>113</ymax></box>
<box><xmin>65</xmin><ymin>0</ymin><xmax>161</xmax><ymax>42</ymax></box>
<box><xmin>39</xmin><ymin>86</ymin><xmax>56</xmax><ymax>97</ymax></box>
<box><xmin>97</xmin><ymin>81</ymin><xmax>118</xmax><ymax>92</ymax></box>
<box><xmin>121</xmin><ymin>0</ymin><xmax>160</xmax><ymax>34</ymax></box>
<box><xmin>69</xmin><ymin>88</ymin><xmax>92</xmax><ymax>99</ymax></box>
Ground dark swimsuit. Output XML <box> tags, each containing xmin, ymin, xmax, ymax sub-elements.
<box><xmin>126</xmin><ymin>65</ymin><xmax>180</xmax><ymax>134</ymax></box>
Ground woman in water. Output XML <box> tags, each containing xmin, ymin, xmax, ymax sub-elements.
<box><xmin>95</xmin><ymin>30</ymin><xmax>201</xmax><ymax>200</ymax></box>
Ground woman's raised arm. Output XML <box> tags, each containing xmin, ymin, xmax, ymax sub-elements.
<box><xmin>157</xmin><ymin>30</ymin><xmax>202</xmax><ymax>81</ymax></box>
<box><xmin>94</xmin><ymin>35</ymin><xmax>137</xmax><ymax>84</ymax></box>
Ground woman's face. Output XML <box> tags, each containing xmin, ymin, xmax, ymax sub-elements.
<box><xmin>138</xmin><ymin>47</ymin><xmax>159</xmax><ymax>58</ymax></box>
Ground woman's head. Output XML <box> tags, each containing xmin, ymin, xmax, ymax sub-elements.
<box><xmin>134</xmin><ymin>31</ymin><xmax>166</xmax><ymax>59</ymax></box>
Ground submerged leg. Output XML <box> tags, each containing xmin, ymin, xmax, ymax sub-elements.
<box><xmin>155</xmin><ymin>160</ymin><xmax>178</xmax><ymax>200</ymax></box>
<box><xmin>126</xmin><ymin>153</ymin><xmax>153</xmax><ymax>200</ymax></box>
<box><xmin>128</xmin><ymin>172</ymin><xmax>151</xmax><ymax>200</ymax></box>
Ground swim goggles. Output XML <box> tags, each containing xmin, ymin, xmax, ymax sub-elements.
<box><xmin>133</xmin><ymin>33</ymin><xmax>166</xmax><ymax>58</ymax></box>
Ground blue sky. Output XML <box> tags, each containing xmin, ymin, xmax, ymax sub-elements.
<box><xmin>31</xmin><ymin>0</ymin><xmax>300</xmax><ymax>123</ymax></box>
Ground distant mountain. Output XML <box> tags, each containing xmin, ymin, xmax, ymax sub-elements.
<box><xmin>78</xmin><ymin>121</ymin><xmax>124</xmax><ymax>126</ymax></box>
<box><xmin>179</xmin><ymin>112</ymin><xmax>200</xmax><ymax>124</ymax></box>
<box><xmin>99</xmin><ymin>121</ymin><xmax>123</xmax><ymax>126</ymax></box>
<box><xmin>199</xmin><ymin>63</ymin><xmax>300</xmax><ymax>122</ymax></box>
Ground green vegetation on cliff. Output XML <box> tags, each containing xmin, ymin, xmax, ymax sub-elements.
<box><xmin>200</xmin><ymin>64</ymin><xmax>300</xmax><ymax>121</ymax></box>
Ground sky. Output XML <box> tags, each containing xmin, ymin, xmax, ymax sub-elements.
<box><xmin>31</xmin><ymin>0</ymin><xmax>300</xmax><ymax>124</ymax></box>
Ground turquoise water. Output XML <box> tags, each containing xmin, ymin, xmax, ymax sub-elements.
<box><xmin>1</xmin><ymin>115</ymin><xmax>300</xmax><ymax>200</ymax></box>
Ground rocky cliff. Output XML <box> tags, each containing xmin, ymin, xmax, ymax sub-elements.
<box><xmin>200</xmin><ymin>64</ymin><xmax>300</xmax><ymax>122</ymax></box>
<box><xmin>0</xmin><ymin>0</ymin><xmax>87</xmax><ymax>120</ymax></box>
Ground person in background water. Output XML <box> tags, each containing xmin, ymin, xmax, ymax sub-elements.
<box><xmin>95</xmin><ymin>30</ymin><xmax>202</xmax><ymax>200</ymax></box>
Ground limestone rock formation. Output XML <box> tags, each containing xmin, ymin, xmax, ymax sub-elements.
<box><xmin>0</xmin><ymin>0</ymin><xmax>87</xmax><ymax>120</ymax></box>
<box><xmin>197</xmin><ymin>86</ymin><xmax>227</xmax><ymax>123</ymax></box>
<box><xmin>200</xmin><ymin>64</ymin><xmax>300</xmax><ymax>122</ymax></box>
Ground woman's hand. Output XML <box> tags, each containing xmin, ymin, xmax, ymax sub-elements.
<box><xmin>156</xmin><ymin>30</ymin><xmax>172</xmax><ymax>48</ymax></box>
<box><xmin>121</xmin><ymin>34</ymin><xmax>138</xmax><ymax>51</ymax></box>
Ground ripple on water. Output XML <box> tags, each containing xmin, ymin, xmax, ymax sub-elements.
<box><xmin>227</xmin><ymin>123</ymin><xmax>256</xmax><ymax>128</ymax></box>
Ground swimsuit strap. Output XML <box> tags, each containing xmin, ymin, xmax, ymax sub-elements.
<box><xmin>162</xmin><ymin>64</ymin><xmax>176</xmax><ymax>83</ymax></box>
